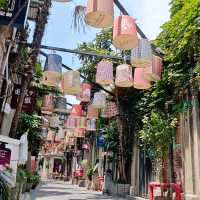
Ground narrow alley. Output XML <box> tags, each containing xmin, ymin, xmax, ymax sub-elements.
<box><xmin>27</xmin><ymin>181</ymin><xmax>127</xmax><ymax>200</ymax></box>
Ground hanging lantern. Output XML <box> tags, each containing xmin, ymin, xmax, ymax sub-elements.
<box><xmin>41</xmin><ymin>116</ymin><xmax>49</xmax><ymax>127</ymax></box>
<box><xmin>47</xmin><ymin>130</ymin><xmax>55</xmax><ymax>142</ymax></box>
<box><xmin>113</xmin><ymin>15</ymin><xmax>138</xmax><ymax>50</ymax></box>
<box><xmin>115</xmin><ymin>64</ymin><xmax>133</xmax><ymax>87</ymax></box>
<box><xmin>79</xmin><ymin>117</ymin><xmax>87</xmax><ymax>128</ymax></box>
<box><xmin>50</xmin><ymin>116</ymin><xmax>60</xmax><ymax>128</ymax></box>
<box><xmin>41</xmin><ymin>127</ymin><xmax>48</xmax><ymax>138</ymax></box>
<box><xmin>96</xmin><ymin>61</ymin><xmax>114</xmax><ymax>85</ymax></box>
<box><xmin>74</xmin><ymin>128</ymin><xmax>85</xmax><ymax>138</ymax></box>
<box><xmin>70</xmin><ymin>104</ymin><xmax>82</xmax><ymax>118</ymax></box>
<box><xmin>65</xmin><ymin>117</ymin><xmax>77</xmax><ymax>129</ymax></box>
<box><xmin>85</xmin><ymin>0</ymin><xmax>114</xmax><ymax>28</ymax></box>
<box><xmin>58</xmin><ymin>127</ymin><xmax>65</xmax><ymax>139</ymax></box>
<box><xmin>54</xmin><ymin>96</ymin><xmax>67</xmax><ymax>113</ymax></box>
<box><xmin>86</xmin><ymin>119</ymin><xmax>96</xmax><ymax>131</ymax></box>
<box><xmin>65</xmin><ymin>129</ymin><xmax>74</xmax><ymax>138</ymax></box>
<box><xmin>62</xmin><ymin>71</ymin><xmax>81</xmax><ymax>95</ymax></box>
<box><xmin>54</xmin><ymin>133</ymin><xmax>61</xmax><ymax>143</ymax></box>
<box><xmin>105</xmin><ymin>101</ymin><xmax>118</xmax><ymax>118</ymax></box>
<box><xmin>87</xmin><ymin>105</ymin><xmax>99</xmax><ymax>119</ymax></box>
<box><xmin>43</xmin><ymin>54</ymin><xmax>62</xmax><ymax>87</ymax></box>
<box><xmin>131</xmin><ymin>38</ymin><xmax>152</xmax><ymax>68</ymax></box>
<box><xmin>144</xmin><ymin>55</ymin><xmax>163</xmax><ymax>81</ymax></box>
<box><xmin>134</xmin><ymin>68</ymin><xmax>151</xmax><ymax>90</ymax></box>
<box><xmin>41</xmin><ymin>95</ymin><xmax>54</xmax><ymax>115</ymax></box>
<box><xmin>76</xmin><ymin>83</ymin><xmax>91</xmax><ymax>102</ymax></box>
<box><xmin>92</xmin><ymin>92</ymin><xmax>106</xmax><ymax>109</ymax></box>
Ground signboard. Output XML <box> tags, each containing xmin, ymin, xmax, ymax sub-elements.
<box><xmin>0</xmin><ymin>0</ymin><xmax>30</xmax><ymax>28</ymax></box>
<box><xmin>96</xmin><ymin>135</ymin><xmax>105</xmax><ymax>147</ymax></box>
<box><xmin>11</xmin><ymin>84</ymin><xmax>37</xmax><ymax>113</ymax></box>
<box><xmin>0</xmin><ymin>143</ymin><xmax>11</xmax><ymax>166</ymax></box>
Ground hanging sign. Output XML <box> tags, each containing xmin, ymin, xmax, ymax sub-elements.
<box><xmin>96</xmin><ymin>135</ymin><xmax>105</xmax><ymax>147</ymax></box>
<box><xmin>0</xmin><ymin>0</ymin><xmax>30</xmax><ymax>28</ymax></box>
<box><xmin>11</xmin><ymin>84</ymin><xmax>37</xmax><ymax>112</ymax></box>
<box><xmin>0</xmin><ymin>143</ymin><xmax>11</xmax><ymax>166</ymax></box>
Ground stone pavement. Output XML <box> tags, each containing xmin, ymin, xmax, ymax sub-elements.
<box><xmin>26</xmin><ymin>180</ymin><xmax>127</xmax><ymax>200</ymax></box>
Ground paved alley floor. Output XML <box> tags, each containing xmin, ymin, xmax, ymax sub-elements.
<box><xmin>28</xmin><ymin>180</ymin><xmax>127</xmax><ymax>200</ymax></box>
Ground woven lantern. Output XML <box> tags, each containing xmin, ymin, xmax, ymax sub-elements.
<box><xmin>115</xmin><ymin>64</ymin><xmax>133</xmax><ymax>87</ymax></box>
<box><xmin>74</xmin><ymin>128</ymin><xmax>85</xmax><ymax>138</ymax></box>
<box><xmin>41</xmin><ymin>127</ymin><xmax>48</xmax><ymax>138</ymax></box>
<box><xmin>71</xmin><ymin>104</ymin><xmax>82</xmax><ymax>118</ymax></box>
<box><xmin>134</xmin><ymin>68</ymin><xmax>151</xmax><ymax>89</ymax></box>
<box><xmin>79</xmin><ymin>117</ymin><xmax>87</xmax><ymax>128</ymax></box>
<box><xmin>113</xmin><ymin>15</ymin><xmax>138</xmax><ymax>50</ymax></box>
<box><xmin>105</xmin><ymin>101</ymin><xmax>118</xmax><ymax>118</ymax></box>
<box><xmin>50</xmin><ymin>116</ymin><xmax>60</xmax><ymax>128</ymax></box>
<box><xmin>54</xmin><ymin>96</ymin><xmax>67</xmax><ymax>113</ymax></box>
<box><xmin>65</xmin><ymin>129</ymin><xmax>74</xmax><ymax>138</ymax></box>
<box><xmin>87</xmin><ymin>105</ymin><xmax>99</xmax><ymax>119</ymax></box>
<box><xmin>43</xmin><ymin>54</ymin><xmax>62</xmax><ymax>87</ymax></box>
<box><xmin>96</xmin><ymin>61</ymin><xmax>114</xmax><ymax>85</ymax></box>
<box><xmin>131</xmin><ymin>38</ymin><xmax>152</xmax><ymax>68</ymax></box>
<box><xmin>47</xmin><ymin>130</ymin><xmax>55</xmax><ymax>142</ymax></box>
<box><xmin>77</xmin><ymin>83</ymin><xmax>91</xmax><ymax>102</ymax></box>
<box><xmin>92</xmin><ymin>92</ymin><xmax>106</xmax><ymax>109</ymax></box>
<box><xmin>54</xmin><ymin>133</ymin><xmax>61</xmax><ymax>143</ymax></box>
<box><xmin>41</xmin><ymin>95</ymin><xmax>54</xmax><ymax>115</ymax></box>
<box><xmin>85</xmin><ymin>0</ymin><xmax>114</xmax><ymax>28</ymax></box>
<box><xmin>62</xmin><ymin>71</ymin><xmax>81</xmax><ymax>95</ymax></box>
<box><xmin>65</xmin><ymin>117</ymin><xmax>76</xmax><ymax>129</ymax></box>
<box><xmin>41</xmin><ymin>116</ymin><xmax>49</xmax><ymax>127</ymax></box>
<box><xmin>144</xmin><ymin>55</ymin><xmax>163</xmax><ymax>81</ymax></box>
<box><xmin>58</xmin><ymin>127</ymin><xmax>65</xmax><ymax>139</ymax></box>
<box><xmin>86</xmin><ymin>119</ymin><xmax>96</xmax><ymax>131</ymax></box>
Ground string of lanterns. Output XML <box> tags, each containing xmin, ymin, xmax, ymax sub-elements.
<box><xmin>39</xmin><ymin>0</ymin><xmax>164</xmax><ymax>154</ymax></box>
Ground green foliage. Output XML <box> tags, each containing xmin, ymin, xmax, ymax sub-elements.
<box><xmin>0</xmin><ymin>0</ymin><xmax>7</xmax><ymax>9</ymax></box>
<box><xmin>86</xmin><ymin>168</ymin><xmax>94</xmax><ymax>177</ymax></box>
<box><xmin>0</xmin><ymin>174</ymin><xmax>9</xmax><ymax>200</ymax></box>
<box><xmin>139</xmin><ymin>111</ymin><xmax>177</xmax><ymax>161</ymax></box>
<box><xmin>16</xmin><ymin>112</ymin><xmax>42</xmax><ymax>156</ymax></box>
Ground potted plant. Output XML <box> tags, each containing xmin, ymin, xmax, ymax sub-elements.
<box><xmin>31</xmin><ymin>171</ymin><xmax>41</xmax><ymax>189</ymax></box>
<box><xmin>86</xmin><ymin>168</ymin><xmax>93</xmax><ymax>181</ymax></box>
<box><xmin>24</xmin><ymin>170</ymin><xmax>34</xmax><ymax>192</ymax></box>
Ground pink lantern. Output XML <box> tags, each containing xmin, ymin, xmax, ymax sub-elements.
<box><xmin>92</xmin><ymin>92</ymin><xmax>106</xmax><ymax>108</ymax></box>
<box><xmin>105</xmin><ymin>101</ymin><xmax>118</xmax><ymax>118</ymax></box>
<box><xmin>144</xmin><ymin>56</ymin><xmax>163</xmax><ymax>81</ymax></box>
<box><xmin>87</xmin><ymin>105</ymin><xmax>99</xmax><ymax>119</ymax></box>
<box><xmin>131</xmin><ymin>38</ymin><xmax>152</xmax><ymax>68</ymax></box>
<box><xmin>115</xmin><ymin>64</ymin><xmax>133</xmax><ymax>87</ymax></box>
<box><xmin>77</xmin><ymin>83</ymin><xmax>91</xmax><ymax>102</ymax></box>
<box><xmin>134</xmin><ymin>68</ymin><xmax>151</xmax><ymax>90</ymax></box>
<box><xmin>85</xmin><ymin>0</ymin><xmax>114</xmax><ymax>28</ymax></box>
<box><xmin>96</xmin><ymin>61</ymin><xmax>114</xmax><ymax>85</ymax></box>
<box><xmin>71</xmin><ymin>105</ymin><xmax>82</xmax><ymax>118</ymax></box>
<box><xmin>74</xmin><ymin>128</ymin><xmax>85</xmax><ymax>138</ymax></box>
<box><xmin>113</xmin><ymin>15</ymin><xmax>138</xmax><ymax>50</ymax></box>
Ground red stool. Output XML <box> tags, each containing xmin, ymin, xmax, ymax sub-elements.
<box><xmin>149</xmin><ymin>182</ymin><xmax>182</xmax><ymax>200</ymax></box>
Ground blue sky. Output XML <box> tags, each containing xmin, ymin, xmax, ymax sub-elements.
<box><xmin>29</xmin><ymin>0</ymin><xmax>170</xmax><ymax>105</ymax></box>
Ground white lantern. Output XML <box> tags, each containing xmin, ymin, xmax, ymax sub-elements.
<box><xmin>131</xmin><ymin>38</ymin><xmax>152</xmax><ymax>68</ymax></box>
<box><xmin>115</xmin><ymin>64</ymin><xmax>133</xmax><ymax>87</ymax></box>
<box><xmin>62</xmin><ymin>71</ymin><xmax>81</xmax><ymax>95</ymax></box>
<box><xmin>92</xmin><ymin>92</ymin><xmax>106</xmax><ymax>109</ymax></box>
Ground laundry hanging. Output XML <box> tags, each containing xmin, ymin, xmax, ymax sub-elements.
<box><xmin>115</xmin><ymin>64</ymin><xmax>134</xmax><ymax>87</ymax></box>
<box><xmin>131</xmin><ymin>38</ymin><xmax>152</xmax><ymax>68</ymax></box>
<box><xmin>113</xmin><ymin>15</ymin><xmax>138</xmax><ymax>50</ymax></box>
<box><xmin>144</xmin><ymin>55</ymin><xmax>163</xmax><ymax>81</ymax></box>
<box><xmin>96</xmin><ymin>61</ymin><xmax>114</xmax><ymax>85</ymax></box>
<box><xmin>134</xmin><ymin>68</ymin><xmax>151</xmax><ymax>89</ymax></box>
<box><xmin>62</xmin><ymin>70</ymin><xmax>81</xmax><ymax>95</ymax></box>
<box><xmin>85</xmin><ymin>0</ymin><xmax>114</xmax><ymax>28</ymax></box>
<box><xmin>42</xmin><ymin>54</ymin><xmax>62</xmax><ymax>87</ymax></box>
